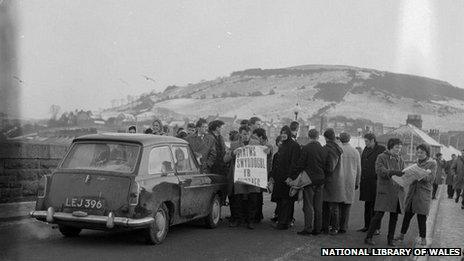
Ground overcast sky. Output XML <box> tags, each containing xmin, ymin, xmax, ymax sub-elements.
<box><xmin>15</xmin><ymin>0</ymin><xmax>464</xmax><ymax>118</ymax></box>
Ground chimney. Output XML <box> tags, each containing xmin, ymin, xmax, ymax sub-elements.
<box><xmin>406</xmin><ymin>114</ymin><xmax>422</xmax><ymax>129</ymax></box>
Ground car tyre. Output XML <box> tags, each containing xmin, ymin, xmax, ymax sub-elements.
<box><xmin>145</xmin><ymin>203</ymin><xmax>169</xmax><ymax>245</ymax></box>
<box><xmin>205</xmin><ymin>194</ymin><xmax>221</xmax><ymax>228</ymax></box>
<box><xmin>58</xmin><ymin>225</ymin><xmax>82</xmax><ymax>237</ymax></box>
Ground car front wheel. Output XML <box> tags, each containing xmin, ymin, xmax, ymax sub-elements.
<box><xmin>205</xmin><ymin>194</ymin><xmax>221</xmax><ymax>228</ymax></box>
<box><xmin>58</xmin><ymin>225</ymin><xmax>81</xmax><ymax>237</ymax></box>
<box><xmin>145</xmin><ymin>203</ymin><xmax>169</xmax><ymax>245</ymax></box>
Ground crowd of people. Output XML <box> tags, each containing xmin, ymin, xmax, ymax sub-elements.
<box><xmin>126</xmin><ymin>116</ymin><xmax>464</xmax><ymax>247</ymax></box>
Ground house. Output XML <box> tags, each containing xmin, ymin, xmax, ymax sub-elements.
<box><xmin>377</xmin><ymin>124</ymin><xmax>442</xmax><ymax>164</ymax></box>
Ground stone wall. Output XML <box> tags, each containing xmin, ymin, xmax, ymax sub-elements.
<box><xmin>0</xmin><ymin>142</ymin><xmax>69</xmax><ymax>202</ymax></box>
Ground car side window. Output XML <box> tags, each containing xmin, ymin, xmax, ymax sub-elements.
<box><xmin>148</xmin><ymin>146</ymin><xmax>174</xmax><ymax>175</ymax></box>
<box><xmin>171</xmin><ymin>145</ymin><xmax>199</xmax><ymax>173</ymax></box>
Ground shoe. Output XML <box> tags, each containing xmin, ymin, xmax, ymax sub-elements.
<box><xmin>311</xmin><ymin>230</ymin><xmax>321</xmax><ymax>236</ymax></box>
<box><xmin>461</xmin><ymin>205</ymin><xmax>464</xmax><ymax>209</ymax></box>
<box><xmin>364</xmin><ymin>238</ymin><xmax>375</xmax><ymax>246</ymax></box>
<box><xmin>394</xmin><ymin>234</ymin><xmax>404</xmax><ymax>244</ymax></box>
<box><xmin>270</xmin><ymin>217</ymin><xmax>278</xmax><ymax>222</ymax></box>
<box><xmin>229</xmin><ymin>221</ymin><xmax>240</xmax><ymax>227</ymax></box>
<box><xmin>373</xmin><ymin>229</ymin><xmax>380</xmax><ymax>236</ymax></box>
<box><xmin>329</xmin><ymin>228</ymin><xmax>338</xmax><ymax>235</ymax></box>
<box><xmin>357</xmin><ymin>227</ymin><xmax>368</xmax><ymax>232</ymax></box>
<box><xmin>297</xmin><ymin>230</ymin><xmax>312</xmax><ymax>236</ymax></box>
<box><xmin>419</xmin><ymin>238</ymin><xmax>427</xmax><ymax>246</ymax></box>
<box><xmin>272</xmin><ymin>223</ymin><xmax>289</xmax><ymax>230</ymax></box>
<box><xmin>339</xmin><ymin>229</ymin><xmax>347</xmax><ymax>234</ymax></box>
<box><xmin>247</xmin><ymin>223</ymin><xmax>255</xmax><ymax>230</ymax></box>
<box><xmin>290</xmin><ymin>218</ymin><xmax>295</xmax><ymax>227</ymax></box>
<box><xmin>432</xmin><ymin>197</ymin><xmax>436</xmax><ymax>200</ymax></box>
<box><xmin>387</xmin><ymin>239</ymin><xmax>396</xmax><ymax>247</ymax></box>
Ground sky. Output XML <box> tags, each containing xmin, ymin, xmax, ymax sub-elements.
<box><xmin>12</xmin><ymin>0</ymin><xmax>464</xmax><ymax>118</ymax></box>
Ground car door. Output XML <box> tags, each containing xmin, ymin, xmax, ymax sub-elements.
<box><xmin>137</xmin><ymin>145</ymin><xmax>179</xmax><ymax>216</ymax></box>
<box><xmin>172</xmin><ymin>144</ymin><xmax>213</xmax><ymax>217</ymax></box>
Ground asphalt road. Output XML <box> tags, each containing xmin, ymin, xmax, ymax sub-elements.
<box><xmin>1</xmin><ymin>192</ymin><xmax>421</xmax><ymax>261</ymax></box>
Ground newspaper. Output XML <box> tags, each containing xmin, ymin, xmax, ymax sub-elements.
<box><xmin>392</xmin><ymin>164</ymin><xmax>430</xmax><ymax>188</ymax></box>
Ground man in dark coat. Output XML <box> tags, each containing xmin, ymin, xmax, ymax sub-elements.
<box><xmin>321</xmin><ymin>128</ymin><xmax>343</xmax><ymax>235</ymax></box>
<box><xmin>293</xmin><ymin>129</ymin><xmax>328</xmax><ymax>236</ymax></box>
<box><xmin>358</xmin><ymin>133</ymin><xmax>385</xmax><ymax>234</ymax></box>
<box><xmin>186</xmin><ymin>118</ymin><xmax>217</xmax><ymax>173</ymax></box>
<box><xmin>451</xmin><ymin>150</ymin><xmax>464</xmax><ymax>208</ymax></box>
<box><xmin>445</xmin><ymin>154</ymin><xmax>457</xmax><ymax>198</ymax></box>
<box><xmin>208</xmin><ymin>120</ymin><xmax>227</xmax><ymax>176</ymax></box>
<box><xmin>271</xmin><ymin>126</ymin><xmax>301</xmax><ymax>230</ymax></box>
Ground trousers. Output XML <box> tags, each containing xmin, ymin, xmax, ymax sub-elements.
<box><xmin>277</xmin><ymin>198</ymin><xmax>295</xmax><ymax>226</ymax></box>
<box><xmin>237</xmin><ymin>193</ymin><xmax>259</xmax><ymax>224</ymax></box>
<box><xmin>400</xmin><ymin>211</ymin><xmax>427</xmax><ymax>238</ymax></box>
<box><xmin>302</xmin><ymin>185</ymin><xmax>323</xmax><ymax>232</ymax></box>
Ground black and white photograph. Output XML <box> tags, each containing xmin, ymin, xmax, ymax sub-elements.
<box><xmin>1</xmin><ymin>0</ymin><xmax>464</xmax><ymax>260</ymax></box>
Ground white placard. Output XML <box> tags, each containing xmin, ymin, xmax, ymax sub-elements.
<box><xmin>233</xmin><ymin>145</ymin><xmax>268</xmax><ymax>189</ymax></box>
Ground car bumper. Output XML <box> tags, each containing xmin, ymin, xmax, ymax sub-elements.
<box><xmin>30</xmin><ymin>207</ymin><xmax>154</xmax><ymax>229</ymax></box>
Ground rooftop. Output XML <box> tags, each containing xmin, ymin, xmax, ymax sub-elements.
<box><xmin>74</xmin><ymin>132</ymin><xmax>187</xmax><ymax>146</ymax></box>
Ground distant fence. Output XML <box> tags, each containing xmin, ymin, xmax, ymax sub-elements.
<box><xmin>0</xmin><ymin>141</ymin><xmax>70</xmax><ymax>203</ymax></box>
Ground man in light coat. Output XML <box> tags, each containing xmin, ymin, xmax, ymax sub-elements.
<box><xmin>332</xmin><ymin>133</ymin><xmax>361</xmax><ymax>233</ymax></box>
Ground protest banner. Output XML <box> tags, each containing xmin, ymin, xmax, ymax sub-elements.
<box><xmin>233</xmin><ymin>145</ymin><xmax>268</xmax><ymax>189</ymax></box>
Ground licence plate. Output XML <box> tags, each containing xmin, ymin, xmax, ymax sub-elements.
<box><xmin>65</xmin><ymin>197</ymin><xmax>105</xmax><ymax>209</ymax></box>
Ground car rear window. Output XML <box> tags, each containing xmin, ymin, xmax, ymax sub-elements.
<box><xmin>60</xmin><ymin>142</ymin><xmax>140</xmax><ymax>174</ymax></box>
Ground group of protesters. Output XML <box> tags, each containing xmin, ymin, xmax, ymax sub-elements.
<box><xmin>127</xmin><ymin>116</ymin><xmax>464</xmax><ymax>247</ymax></box>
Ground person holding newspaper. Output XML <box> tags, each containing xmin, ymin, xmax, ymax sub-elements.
<box><xmin>364</xmin><ymin>138</ymin><xmax>405</xmax><ymax>246</ymax></box>
<box><xmin>394</xmin><ymin>144</ymin><xmax>437</xmax><ymax>247</ymax></box>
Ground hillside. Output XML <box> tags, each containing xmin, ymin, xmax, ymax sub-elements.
<box><xmin>102</xmin><ymin>65</ymin><xmax>464</xmax><ymax>131</ymax></box>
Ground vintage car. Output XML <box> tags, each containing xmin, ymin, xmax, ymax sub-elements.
<box><xmin>30</xmin><ymin>133</ymin><xmax>228</xmax><ymax>244</ymax></box>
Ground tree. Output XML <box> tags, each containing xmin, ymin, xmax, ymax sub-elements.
<box><xmin>49</xmin><ymin>104</ymin><xmax>61</xmax><ymax>120</ymax></box>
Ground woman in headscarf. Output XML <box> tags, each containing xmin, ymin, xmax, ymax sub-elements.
<box><xmin>271</xmin><ymin>126</ymin><xmax>301</xmax><ymax>230</ymax></box>
<box><xmin>395</xmin><ymin>144</ymin><xmax>437</xmax><ymax>246</ymax></box>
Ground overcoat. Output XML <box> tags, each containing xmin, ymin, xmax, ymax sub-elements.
<box><xmin>323</xmin><ymin>140</ymin><xmax>343</xmax><ymax>202</ymax></box>
<box><xmin>359</xmin><ymin>144</ymin><xmax>386</xmax><ymax>201</ymax></box>
<box><xmin>451</xmin><ymin>156</ymin><xmax>464</xmax><ymax>190</ymax></box>
<box><xmin>209</xmin><ymin>132</ymin><xmax>227</xmax><ymax>176</ymax></box>
<box><xmin>404</xmin><ymin>158</ymin><xmax>437</xmax><ymax>215</ymax></box>
<box><xmin>374</xmin><ymin>151</ymin><xmax>405</xmax><ymax>214</ymax></box>
<box><xmin>433</xmin><ymin>159</ymin><xmax>445</xmax><ymax>185</ymax></box>
<box><xmin>329</xmin><ymin>143</ymin><xmax>361</xmax><ymax>204</ymax></box>
<box><xmin>186</xmin><ymin>133</ymin><xmax>217</xmax><ymax>173</ymax></box>
<box><xmin>271</xmin><ymin>138</ymin><xmax>301</xmax><ymax>200</ymax></box>
<box><xmin>445</xmin><ymin>160</ymin><xmax>454</xmax><ymax>185</ymax></box>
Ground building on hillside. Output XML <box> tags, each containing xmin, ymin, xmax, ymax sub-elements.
<box><xmin>377</xmin><ymin>124</ymin><xmax>441</xmax><ymax>164</ymax></box>
<box><xmin>406</xmin><ymin>114</ymin><xmax>422</xmax><ymax>129</ymax></box>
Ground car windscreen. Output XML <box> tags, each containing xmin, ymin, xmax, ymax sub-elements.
<box><xmin>60</xmin><ymin>142</ymin><xmax>140</xmax><ymax>174</ymax></box>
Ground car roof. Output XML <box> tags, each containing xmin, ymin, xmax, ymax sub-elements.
<box><xmin>73</xmin><ymin>133</ymin><xmax>188</xmax><ymax>147</ymax></box>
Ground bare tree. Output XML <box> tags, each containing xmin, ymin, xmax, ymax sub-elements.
<box><xmin>49</xmin><ymin>104</ymin><xmax>61</xmax><ymax>120</ymax></box>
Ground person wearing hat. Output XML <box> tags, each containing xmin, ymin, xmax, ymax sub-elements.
<box><xmin>395</xmin><ymin>144</ymin><xmax>437</xmax><ymax>246</ymax></box>
<box><xmin>321</xmin><ymin>128</ymin><xmax>344</xmax><ymax>235</ymax></box>
<box><xmin>451</xmin><ymin>149</ymin><xmax>464</xmax><ymax>208</ymax></box>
